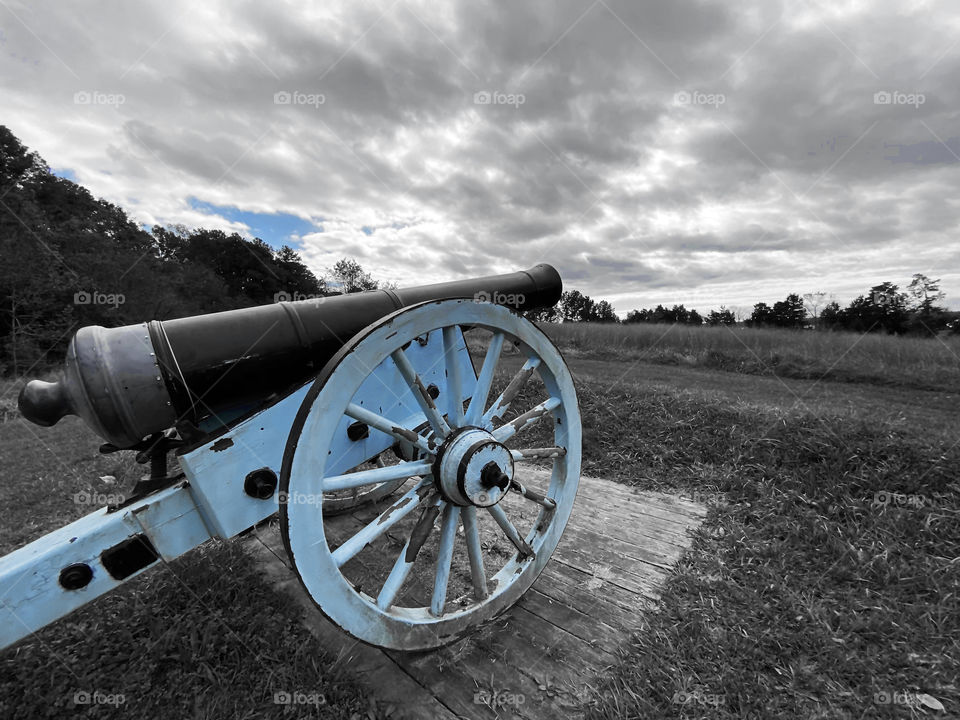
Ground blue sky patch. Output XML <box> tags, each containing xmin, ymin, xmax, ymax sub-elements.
<box><xmin>187</xmin><ymin>197</ymin><xmax>321</xmax><ymax>248</ymax></box>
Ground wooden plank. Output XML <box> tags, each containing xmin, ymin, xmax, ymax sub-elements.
<box><xmin>564</xmin><ymin>494</ymin><xmax>698</xmax><ymax>548</ymax></box>
<box><xmin>566</xmin><ymin>505</ymin><xmax>693</xmax><ymax>552</ymax></box>
<box><xmin>550</xmin><ymin>553</ymin><xmax>661</xmax><ymax>601</ymax></box>
<box><xmin>247</xmin><ymin>473</ymin><xmax>706</xmax><ymax>719</ymax></box>
<box><xmin>518</xmin><ymin>586</ymin><xmax>624</xmax><ymax>655</ymax></box>
<box><xmin>518</xmin><ymin>467</ymin><xmax>707</xmax><ymax>526</ymax></box>
<box><xmin>391</xmin><ymin>605</ymin><xmax>609</xmax><ymax>720</ymax></box>
<box><xmin>574</xmin><ymin>485</ymin><xmax>707</xmax><ymax>527</ymax></box>
<box><xmin>581</xmin><ymin>483</ymin><xmax>708</xmax><ymax>525</ymax></box>
<box><xmin>557</xmin><ymin>517</ymin><xmax>686</xmax><ymax>572</ymax></box>
<box><xmin>534</xmin><ymin>556</ymin><xmax>651</xmax><ymax>624</ymax></box>
<box><xmin>390</xmin><ymin>616</ymin><xmax>581</xmax><ymax>720</ymax></box>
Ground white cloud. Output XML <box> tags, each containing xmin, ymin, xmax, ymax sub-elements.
<box><xmin>3</xmin><ymin>0</ymin><xmax>959</xmax><ymax>312</ymax></box>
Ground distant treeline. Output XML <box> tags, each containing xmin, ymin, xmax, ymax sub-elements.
<box><xmin>0</xmin><ymin>126</ymin><xmax>378</xmax><ymax>374</ymax></box>
<box><xmin>530</xmin><ymin>283</ymin><xmax>958</xmax><ymax>337</ymax></box>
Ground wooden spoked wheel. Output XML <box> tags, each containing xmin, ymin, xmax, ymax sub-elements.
<box><xmin>279</xmin><ymin>299</ymin><xmax>580</xmax><ymax>650</ymax></box>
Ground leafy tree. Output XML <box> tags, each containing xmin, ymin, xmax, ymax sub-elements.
<box><xmin>819</xmin><ymin>301</ymin><xmax>843</xmax><ymax>329</ymax></box>
<box><xmin>748</xmin><ymin>295</ymin><xmax>805</xmax><ymax>328</ymax></box>
<box><xmin>525</xmin><ymin>305</ymin><xmax>560</xmax><ymax>323</ymax></box>
<box><xmin>589</xmin><ymin>300</ymin><xmax>619</xmax><ymax>323</ymax></box>
<box><xmin>624</xmin><ymin>303</ymin><xmax>701</xmax><ymax>324</ymax></box>
<box><xmin>840</xmin><ymin>282</ymin><xmax>909</xmax><ymax>334</ymax></box>
<box><xmin>772</xmin><ymin>293</ymin><xmax>806</xmax><ymax>328</ymax></box>
<box><xmin>329</xmin><ymin>258</ymin><xmax>378</xmax><ymax>294</ymax></box>
<box><xmin>908</xmin><ymin>274</ymin><xmax>945</xmax><ymax>312</ymax></box>
<box><xmin>906</xmin><ymin>274</ymin><xmax>948</xmax><ymax>335</ymax></box>
<box><xmin>0</xmin><ymin>125</ymin><xmax>183</xmax><ymax>369</ymax></box>
<box><xmin>0</xmin><ymin>125</ymin><xmax>331</xmax><ymax>372</ymax></box>
<box><xmin>707</xmin><ymin>307</ymin><xmax>736</xmax><ymax>326</ymax></box>
<box><xmin>275</xmin><ymin>245</ymin><xmax>326</xmax><ymax>297</ymax></box>
<box><xmin>552</xmin><ymin>290</ymin><xmax>618</xmax><ymax>322</ymax></box>
<box><xmin>559</xmin><ymin>290</ymin><xmax>593</xmax><ymax>322</ymax></box>
<box><xmin>803</xmin><ymin>291</ymin><xmax>828</xmax><ymax>325</ymax></box>
<box><xmin>624</xmin><ymin>309</ymin><xmax>647</xmax><ymax>324</ymax></box>
<box><xmin>748</xmin><ymin>302</ymin><xmax>774</xmax><ymax>327</ymax></box>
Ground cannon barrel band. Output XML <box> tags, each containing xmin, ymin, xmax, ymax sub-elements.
<box><xmin>19</xmin><ymin>264</ymin><xmax>562</xmax><ymax>448</ymax></box>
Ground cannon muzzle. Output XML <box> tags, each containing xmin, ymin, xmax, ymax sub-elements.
<box><xmin>19</xmin><ymin>264</ymin><xmax>562</xmax><ymax>447</ymax></box>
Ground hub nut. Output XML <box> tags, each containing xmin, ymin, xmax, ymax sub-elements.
<box><xmin>435</xmin><ymin>428</ymin><xmax>514</xmax><ymax>507</ymax></box>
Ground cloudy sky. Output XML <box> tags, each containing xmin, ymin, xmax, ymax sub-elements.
<box><xmin>3</xmin><ymin>0</ymin><xmax>959</xmax><ymax>314</ymax></box>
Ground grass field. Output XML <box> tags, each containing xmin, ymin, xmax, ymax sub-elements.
<box><xmin>541</xmin><ymin>322</ymin><xmax>960</xmax><ymax>393</ymax></box>
<box><xmin>0</xmin><ymin>388</ymin><xmax>373</xmax><ymax>720</ymax></box>
<box><xmin>1</xmin><ymin>323</ymin><xmax>958</xmax><ymax>718</ymax></box>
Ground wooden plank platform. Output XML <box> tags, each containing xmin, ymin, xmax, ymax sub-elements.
<box><xmin>245</xmin><ymin>470</ymin><xmax>706</xmax><ymax>719</ymax></box>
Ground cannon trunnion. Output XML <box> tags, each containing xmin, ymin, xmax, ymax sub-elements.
<box><xmin>3</xmin><ymin>266</ymin><xmax>580</xmax><ymax>652</ymax></box>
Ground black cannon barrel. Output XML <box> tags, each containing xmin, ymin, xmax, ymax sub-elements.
<box><xmin>19</xmin><ymin>264</ymin><xmax>562</xmax><ymax>448</ymax></box>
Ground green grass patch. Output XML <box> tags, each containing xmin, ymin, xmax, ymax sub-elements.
<box><xmin>0</xmin><ymin>396</ymin><xmax>376</xmax><ymax>720</ymax></box>
<box><xmin>574</xmin><ymin>379</ymin><xmax>959</xmax><ymax>718</ymax></box>
<box><xmin>0</xmin><ymin>540</ymin><xmax>373</xmax><ymax>719</ymax></box>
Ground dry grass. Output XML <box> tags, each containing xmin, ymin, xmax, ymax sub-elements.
<box><xmin>541</xmin><ymin>322</ymin><xmax>960</xmax><ymax>392</ymax></box>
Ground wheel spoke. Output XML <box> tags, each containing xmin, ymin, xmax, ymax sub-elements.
<box><xmin>323</xmin><ymin>459</ymin><xmax>432</xmax><ymax>492</ymax></box>
<box><xmin>391</xmin><ymin>349</ymin><xmax>452</xmax><ymax>439</ymax></box>
<box><xmin>441</xmin><ymin>326</ymin><xmax>466</xmax><ymax>428</ymax></box>
<box><xmin>509</xmin><ymin>478</ymin><xmax>557</xmax><ymax>510</ymax></box>
<box><xmin>330</xmin><ymin>480</ymin><xmax>433</xmax><ymax>568</ymax></box>
<box><xmin>510</xmin><ymin>447</ymin><xmax>567</xmax><ymax>461</ymax></box>
<box><xmin>376</xmin><ymin>498</ymin><xmax>442</xmax><ymax>610</ymax></box>
<box><xmin>461</xmin><ymin>506</ymin><xmax>488</xmax><ymax>600</ymax></box>
<box><xmin>487</xmin><ymin>504</ymin><xmax>535</xmax><ymax>559</ymax></box>
<box><xmin>492</xmin><ymin>396</ymin><xmax>561</xmax><ymax>443</ymax></box>
<box><xmin>345</xmin><ymin>403</ymin><xmax>436</xmax><ymax>456</ymax></box>
<box><xmin>481</xmin><ymin>357</ymin><xmax>541</xmax><ymax>428</ymax></box>
<box><xmin>430</xmin><ymin>503</ymin><xmax>460</xmax><ymax>616</ymax></box>
<box><xmin>464</xmin><ymin>332</ymin><xmax>505</xmax><ymax>426</ymax></box>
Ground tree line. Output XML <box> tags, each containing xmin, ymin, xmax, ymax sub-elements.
<box><xmin>531</xmin><ymin>281</ymin><xmax>956</xmax><ymax>337</ymax></box>
<box><xmin>0</xmin><ymin>126</ymin><xmax>380</xmax><ymax>374</ymax></box>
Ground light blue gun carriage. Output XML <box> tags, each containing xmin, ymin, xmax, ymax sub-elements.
<box><xmin>4</xmin><ymin>266</ymin><xmax>580</xmax><ymax>650</ymax></box>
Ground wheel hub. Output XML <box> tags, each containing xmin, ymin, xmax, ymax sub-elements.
<box><xmin>434</xmin><ymin>427</ymin><xmax>513</xmax><ymax>507</ymax></box>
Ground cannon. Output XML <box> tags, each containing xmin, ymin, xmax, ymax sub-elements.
<box><xmin>3</xmin><ymin>265</ymin><xmax>581</xmax><ymax>651</ymax></box>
